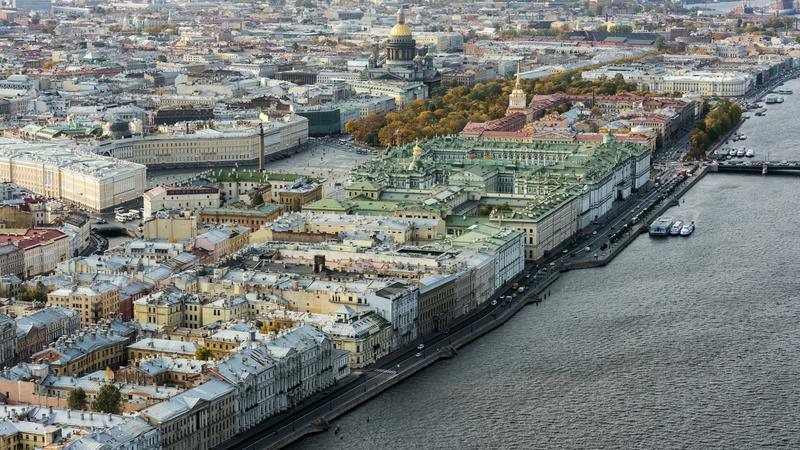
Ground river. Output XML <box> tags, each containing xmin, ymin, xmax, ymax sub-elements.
<box><xmin>293</xmin><ymin>81</ymin><xmax>800</xmax><ymax>449</ymax></box>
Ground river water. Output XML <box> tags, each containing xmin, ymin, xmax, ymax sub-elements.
<box><xmin>294</xmin><ymin>81</ymin><xmax>800</xmax><ymax>449</ymax></box>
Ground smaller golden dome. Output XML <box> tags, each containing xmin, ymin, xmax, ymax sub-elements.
<box><xmin>104</xmin><ymin>366</ymin><xmax>114</xmax><ymax>380</ymax></box>
<box><xmin>412</xmin><ymin>140</ymin><xmax>423</xmax><ymax>156</ymax></box>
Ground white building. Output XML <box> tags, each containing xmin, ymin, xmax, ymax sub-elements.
<box><xmin>0</xmin><ymin>139</ymin><xmax>147</xmax><ymax>212</ymax></box>
<box><xmin>143</xmin><ymin>186</ymin><xmax>221</xmax><ymax>218</ymax></box>
<box><xmin>210</xmin><ymin>341</ymin><xmax>279</xmax><ymax>435</ymax></box>
<box><xmin>582</xmin><ymin>64</ymin><xmax>754</xmax><ymax>97</ymax></box>
<box><xmin>368</xmin><ymin>282</ymin><xmax>418</xmax><ymax>350</ymax></box>
<box><xmin>94</xmin><ymin>115</ymin><xmax>308</xmax><ymax>168</ymax></box>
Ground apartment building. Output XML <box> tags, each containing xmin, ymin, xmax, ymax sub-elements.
<box><xmin>140</xmin><ymin>379</ymin><xmax>236</xmax><ymax>450</ymax></box>
<box><xmin>0</xmin><ymin>229</ymin><xmax>70</xmax><ymax>278</ymax></box>
<box><xmin>47</xmin><ymin>282</ymin><xmax>119</xmax><ymax>326</ymax></box>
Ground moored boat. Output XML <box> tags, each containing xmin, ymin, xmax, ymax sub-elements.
<box><xmin>745</xmin><ymin>149</ymin><xmax>754</xmax><ymax>157</ymax></box>
<box><xmin>669</xmin><ymin>220</ymin><xmax>684</xmax><ymax>236</ymax></box>
<box><xmin>680</xmin><ymin>222</ymin><xmax>695</xmax><ymax>236</ymax></box>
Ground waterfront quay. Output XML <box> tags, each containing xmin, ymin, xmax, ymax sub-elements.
<box><xmin>223</xmin><ymin>270</ymin><xmax>562</xmax><ymax>450</ymax></box>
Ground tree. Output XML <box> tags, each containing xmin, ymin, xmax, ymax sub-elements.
<box><xmin>157</xmin><ymin>54</ymin><xmax>167</xmax><ymax>62</ymax></box>
<box><xmin>33</xmin><ymin>282</ymin><xmax>48</xmax><ymax>303</ymax></box>
<box><xmin>654</xmin><ymin>36</ymin><xmax>665</xmax><ymax>51</ymax></box>
<box><xmin>195</xmin><ymin>346</ymin><xmax>213</xmax><ymax>361</ymax></box>
<box><xmin>67</xmin><ymin>388</ymin><xmax>87</xmax><ymax>410</ymax></box>
<box><xmin>251</xmin><ymin>192</ymin><xmax>264</xmax><ymax>206</ymax></box>
<box><xmin>92</xmin><ymin>385</ymin><xmax>121</xmax><ymax>414</ymax></box>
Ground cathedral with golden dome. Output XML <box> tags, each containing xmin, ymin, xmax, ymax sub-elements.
<box><xmin>363</xmin><ymin>7</ymin><xmax>440</xmax><ymax>90</ymax></box>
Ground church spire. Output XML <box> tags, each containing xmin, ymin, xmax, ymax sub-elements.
<box><xmin>515</xmin><ymin>62</ymin><xmax>521</xmax><ymax>89</ymax></box>
<box><xmin>397</xmin><ymin>7</ymin><xmax>405</xmax><ymax>25</ymax></box>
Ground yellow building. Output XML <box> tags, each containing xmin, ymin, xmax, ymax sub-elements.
<box><xmin>142</xmin><ymin>213</ymin><xmax>199</xmax><ymax>241</ymax></box>
<box><xmin>0</xmin><ymin>421</ymin><xmax>60</xmax><ymax>449</ymax></box>
<box><xmin>47</xmin><ymin>283</ymin><xmax>119</xmax><ymax>326</ymax></box>
<box><xmin>322</xmin><ymin>307</ymin><xmax>393</xmax><ymax>369</ymax></box>
<box><xmin>127</xmin><ymin>338</ymin><xmax>200</xmax><ymax>361</ymax></box>
<box><xmin>31</xmin><ymin>331</ymin><xmax>128</xmax><ymax>376</ymax></box>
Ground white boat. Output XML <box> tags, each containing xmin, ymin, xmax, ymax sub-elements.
<box><xmin>738</xmin><ymin>134</ymin><xmax>747</xmax><ymax>140</ymax></box>
<box><xmin>728</xmin><ymin>148</ymin><xmax>737</xmax><ymax>156</ymax></box>
<box><xmin>669</xmin><ymin>220</ymin><xmax>684</xmax><ymax>236</ymax></box>
<box><xmin>736</xmin><ymin>149</ymin><xmax>746</xmax><ymax>157</ymax></box>
<box><xmin>745</xmin><ymin>149</ymin><xmax>754</xmax><ymax>158</ymax></box>
<box><xmin>765</xmin><ymin>94</ymin><xmax>780</xmax><ymax>104</ymax></box>
<box><xmin>680</xmin><ymin>222</ymin><xmax>695</xmax><ymax>236</ymax></box>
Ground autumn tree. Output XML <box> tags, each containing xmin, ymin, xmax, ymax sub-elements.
<box><xmin>195</xmin><ymin>346</ymin><xmax>213</xmax><ymax>361</ymax></box>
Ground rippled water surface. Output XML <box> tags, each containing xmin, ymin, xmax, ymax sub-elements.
<box><xmin>294</xmin><ymin>82</ymin><xmax>800</xmax><ymax>450</ymax></box>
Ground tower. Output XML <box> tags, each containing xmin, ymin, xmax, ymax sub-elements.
<box><xmin>507</xmin><ymin>63</ymin><xmax>527</xmax><ymax>115</ymax></box>
<box><xmin>386</xmin><ymin>7</ymin><xmax>416</xmax><ymax>66</ymax></box>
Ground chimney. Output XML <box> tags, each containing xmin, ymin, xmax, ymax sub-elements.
<box><xmin>258</xmin><ymin>123</ymin><xmax>265</xmax><ymax>173</ymax></box>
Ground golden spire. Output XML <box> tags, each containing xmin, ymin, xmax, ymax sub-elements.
<box><xmin>412</xmin><ymin>139</ymin><xmax>423</xmax><ymax>157</ymax></box>
<box><xmin>515</xmin><ymin>62</ymin><xmax>521</xmax><ymax>89</ymax></box>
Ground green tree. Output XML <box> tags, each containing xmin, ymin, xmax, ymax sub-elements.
<box><xmin>67</xmin><ymin>388</ymin><xmax>87</xmax><ymax>410</ymax></box>
<box><xmin>92</xmin><ymin>384</ymin><xmax>121</xmax><ymax>414</ymax></box>
<box><xmin>195</xmin><ymin>346</ymin><xmax>213</xmax><ymax>361</ymax></box>
<box><xmin>157</xmin><ymin>54</ymin><xmax>167</xmax><ymax>62</ymax></box>
<box><xmin>654</xmin><ymin>36</ymin><xmax>665</xmax><ymax>51</ymax></box>
<box><xmin>33</xmin><ymin>282</ymin><xmax>48</xmax><ymax>303</ymax></box>
<box><xmin>251</xmin><ymin>192</ymin><xmax>264</xmax><ymax>206</ymax></box>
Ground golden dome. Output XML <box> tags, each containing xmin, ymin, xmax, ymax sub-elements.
<box><xmin>389</xmin><ymin>7</ymin><xmax>412</xmax><ymax>38</ymax></box>
<box><xmin>390</xmin><ymin>22</ymin><xmax>412</xmax><ymax>38</ymax></box>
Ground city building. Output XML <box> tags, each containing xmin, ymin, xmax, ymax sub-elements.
<box><xmin>47</xmin><ymin>282</ymin><xmax>119</xmax><ymax>326</ymax></box>
<box><xmin>0</xmin><ymin>243</ymin><xmax>24</xmax><ymax>278</ymax></box>
<box><xmin>30</xmin><ymin>329</ymin><xmax>128</xmax><ymax>376</ymax></box>
<box><xmin>0</xmin><ymin>229</ymin><xmax>70</xmax><ymax>278</ymax></box>
<box><xmin>0</xmin><ymin>139</ymin><xmax>146</xmax><ymax>212</ymax></box>
<box><xmin>15</xmin><ymin>307</ymin><xmax>81</xmax><ymax>362</ymax></box>
<box><xmin>140</xmin><ymin>378</ymin><xmax>236</xmax><ymax>450</ymax></box>
<box><xmin>143</xmin><ymin>186</ymin><xmax>221</xmax><ymax>218</ymax></box>
<box><xmin>94</xmin><ymin>116</ymin><xmax>308</xmax><ymax>169</ymax></box>
<box><xmin>322</xmin><ymin>307</ymin><xmax>392</xmax><ymax>369</ymax></box>
<box><xmin>0</xmin><ymin>313</ymin><xmax>16</xmax><ymax>368</ymax></box>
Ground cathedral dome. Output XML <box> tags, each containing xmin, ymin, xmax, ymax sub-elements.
<box><xmin>389</xmin><ymin>7</ymin><xmax>412</xmax><ymax>38</ymax></box>
<box><xmin>390</xmin><ymin>22</ymin><xmax>412</xmax><ymax>38</ymax></box>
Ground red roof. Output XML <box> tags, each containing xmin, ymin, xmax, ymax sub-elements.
<box><xmin>0</xmin><ymin>229</ymin><xmax>68</xmax><ymax>251</ymax></box>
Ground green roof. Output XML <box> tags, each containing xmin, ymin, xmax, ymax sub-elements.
<box><xmin>201</xmin><ymin>203</ymin><xmax>280</xmax><ymax>217</ymax></box>
<box><xmin>302</xmin><ymin>198</ymin><xmax>349</xmax><ymax>212</ymax></box>
<box><xmin>445</xmin><ymin>215</ymin><xmax>490</xmax><ymax>228</ymax></box>
<box><xmin>267</xmin><ymin>173</ymin><xmax>305</xmax><ymax>182</ymax></box>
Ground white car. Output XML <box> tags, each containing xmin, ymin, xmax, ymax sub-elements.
<box><xmin>417</xmin><ymin>344</ymin><xmax>425</xmax><ymax>350</ymax></box>
<box><xmin>491</xmin><ymin>300</ymin><xmax>498</xmax><ymax>306</ymax></box>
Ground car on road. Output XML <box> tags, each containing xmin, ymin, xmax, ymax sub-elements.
<box><xmin>95</xmin><ymin>218</ymin><xmax>107</xmax><ymax>224</ymax></box>
<box><xmin>491</xmin><ymin>300</ymin><xmax>498</xmax><ymax>306</ymax></box>
<box><xmin>415</xmin><ymin>353</ymin><xmax>423</xmax><ymax>358</ymax></box>
<box><xmin>417</xmin><ymin>344</ymin><xmax>425</xmax><ymax>350</ymax></box>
